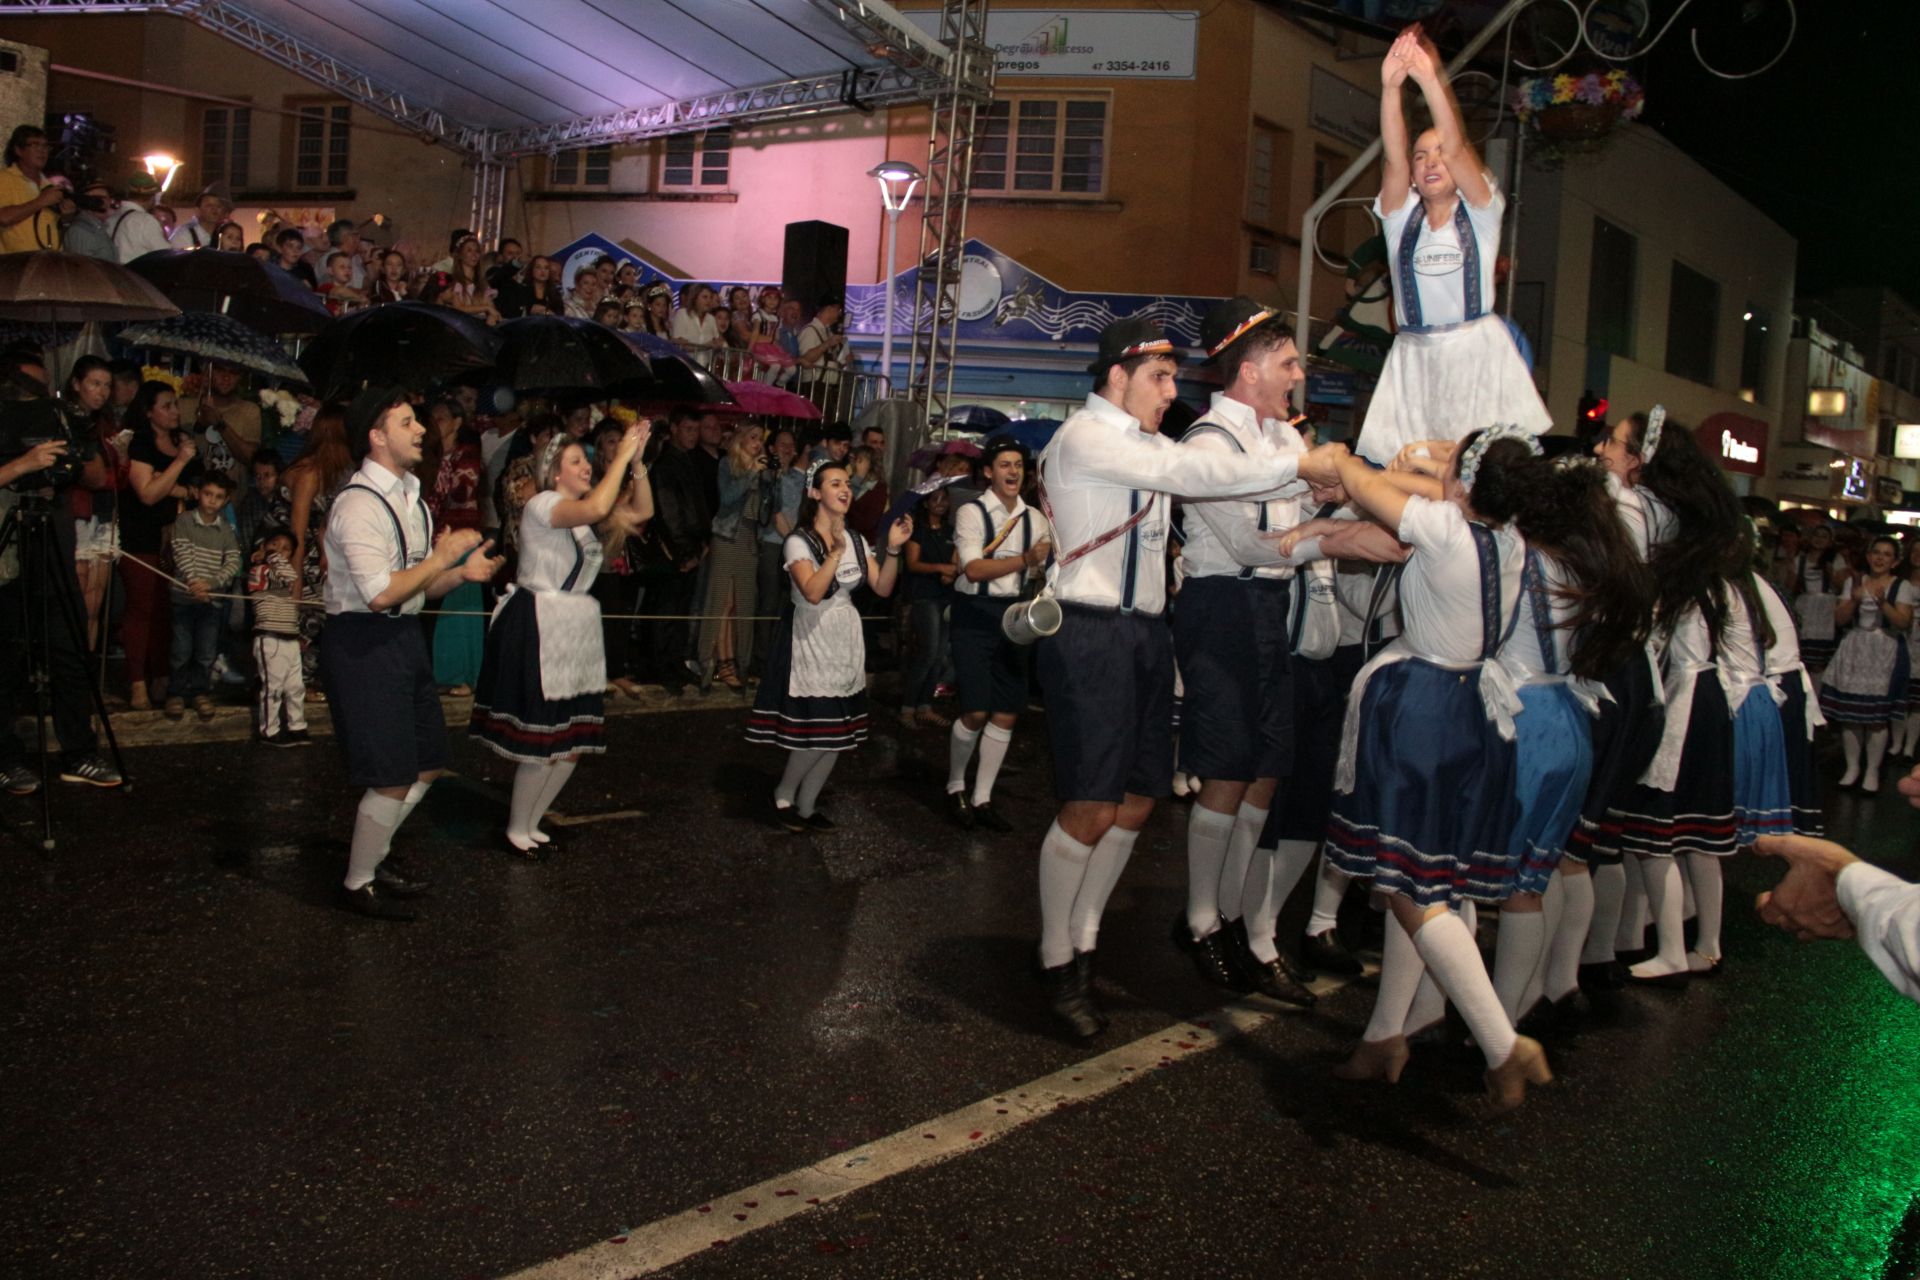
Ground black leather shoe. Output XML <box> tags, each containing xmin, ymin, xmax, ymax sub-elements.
<box><xmin>971</xmin><ymin>802</ymin><xmax>1013</xmax><ymax>833</ymax></box>
<box><xmin>1303</xmin><ymin>928</ymin><xmax>1363</xmax><ymax>978</ymax></box>
<box><xmin>775</xmin><ymin>804</ymin><xmax>807</xmax><ymax>833</ymax></box>
<box><xmin>1171</xmin><ymin>914</ymin><xmax>1241</xmax><ymax>990</ymax></box>
<box><xmin>947</xmin><ymin>791</ymin><xmax>974</xmax><ymax>830</ymax></box>
<box><xmin>1039</xmin><ymin>958</ymin><xmax>1102</xmax><ymax>1040</ymax></box>
<box><xmin>1248</xmin><ymin>955</ymin><xmax>1318</xmax><ymax>1008</ymax></box>
<box><xmin>340</xmin><ymin>883</ymin><xmax>417</xmax><ymax>922</ymax></box>
<box><xmin>374</xmin><ymin>859</ymin><xmax>432</xmax><ymax>897</ymax></box>
<box><xmin>803</xmin><ymin>810</ymin><xmax>836</xmax><ymax>832</ymax></box>
<box><xmin>501</xmin><ymin>833</ymin><xmax>549</xmax><ymax>862</ymax></box>
<box><xmin>1216</xmin><ymin>917</ymin><xmax>1264</xmax><ymax>993</ymax></box>
<box><xmin>1072</xmin><ymin>950</ymin><xmax>1109</xmax><ymax>1030</ymax></box>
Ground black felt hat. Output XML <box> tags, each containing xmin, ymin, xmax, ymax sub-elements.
<box><xmin>1086</xmin><ymin>315</ymin><xmax>1178</xmax><ymax>376</ymax></box>
<box><xmin>1200</xmin><ymin>296</ymin><xmax>1286</xmax><ymax>361</ymax></box>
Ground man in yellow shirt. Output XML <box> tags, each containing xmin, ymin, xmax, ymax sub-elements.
<box><xmin>0</xmin><ymin>127</ymin><xmax>68</xmax><ymax>252</ymax></box>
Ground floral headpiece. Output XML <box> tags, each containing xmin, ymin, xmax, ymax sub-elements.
<box><xmin>806</xmin><ymin>456</ymin><xmax>844</xmax><ymax>491</ymax></box>
<box><xmin>1458</xmin><ymin>423</ymin><xmax>1543</xmax><ymax>494</ymax></box>
<box><xmin>534</xmin><ymin>433</ymin><xmax>570</xmax><ymax>491</ymax></box>
<box><xmin>1640</xmin><ymin>405</ymin><xmax>1667</xmax><ymax>461</ymax></box>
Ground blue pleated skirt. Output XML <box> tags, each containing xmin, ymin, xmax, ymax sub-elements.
<box><xmin>1508</xmin><ymin>683</ymin><xmax>1594</xmax><ymax>897</ymax></box>
<box><xmin>1325</xmin><ymin>658</ymin><xmax>1519</xmax><ymax>908</ymax></box>
<box><xmin>1732</xmin><ymin>685</ymin><xmax>1794</xmax><ymax>847</ymax></box>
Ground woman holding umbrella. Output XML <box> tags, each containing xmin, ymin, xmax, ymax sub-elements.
<box><xmin>120</xmin><ymin>380</ymin><xmax>200</xmax><ymax>710</ymax></box>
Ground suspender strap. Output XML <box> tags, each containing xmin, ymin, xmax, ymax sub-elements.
<box><xmin>340</xmin><ymin>482</ymin><xmax>433</xmax><ymax>618</ymax></box>
<box><xmin>1119</xmin><ymin>490</ymin><xmax>1142</xmax><ymax>612</ymax></box>
<box><xmin>559</xmin><ymin>532</ymin><xmax>587</xmax><ymax>592</ymax></box>
<box><xmin>1469</xmin><ymin>522</ymin><xmax>1521</xmax><ymax>661</ymax></box>
<box><xmin>1395</xmin><ymin>196</ymin><xmax>1481</xmax><ymax>329</ymax></box>
<box><xmin>1524</xmin><ymin>549</ymin><xmax>1559</xmax><ymax>676</ymax></box>
<box><xmin>1183</xmin><ymin>421</ymin><xmax>1268</xmax><ymax>580</ymax></box>
<box><xmin>1363</xmin><ymin>561</ymin><xmax>1403</xmax><ymax>658</ymax></box>
<box><xmin>1289</xmin><ymin>500</ymin><xmax>1341</xmax><ymax>650</ymax></box>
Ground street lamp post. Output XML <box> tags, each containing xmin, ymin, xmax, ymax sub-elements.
<box><xmin>868</xmin><ymin>160</ymin><xmax>923</xmax><ymax>402</ymax></box>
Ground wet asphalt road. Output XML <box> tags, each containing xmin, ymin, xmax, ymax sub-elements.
<box><xmin>2</xmin><ymin>701</ymin><xmax>1917</xmax><ymax>1280</ymax></box>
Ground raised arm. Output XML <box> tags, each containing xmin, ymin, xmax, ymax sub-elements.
<box><xmin>1331</xmin><ymin>451</ymin><xmax>1415</xmax><ymax>535</ymax></box>
<box><xmin>550</xmin><ymin>425</ymin><xmax>645</xmax><ymax>529</ymax></box>
<box><xmin>1378</xmin><ymin>29</ymin><xmax>1416</xmax><ymax>216</ymax></box>
<box><xmin>1065</xmin><ymin>424</ymin><xmax>1345</xmax><ymax>502</ymax></box>
<box><xmin>1405</xmin><ymin>30</ymin><xmax>1492</xmax><ymax>208</ymax></box>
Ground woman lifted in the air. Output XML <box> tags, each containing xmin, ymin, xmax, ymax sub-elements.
<box><xmin>1358</xmin><ymin>25</ymin><xmax>1551</xmax><ymax>465</ymax></box>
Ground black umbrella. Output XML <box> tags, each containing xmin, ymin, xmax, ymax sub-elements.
<box><xmin>493</xmin><ymin>314</ymin><xmax>654</xmax><ymax>395</ymax></box>
<box><xmin>298</xmin><ymin>301</ymin><xmax>499</xmax><ymax>401</ymax></box>
<box><xmin>615</xmin><ymin>330</ymin><xmax>734</xmax><ymax>405</ymax></box>
<box><xmin>127</xmin><ymin>249</ymin><xmax>331</xmax><ymax>335</ymax></box>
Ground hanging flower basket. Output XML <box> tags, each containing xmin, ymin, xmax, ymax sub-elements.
<box><xmin>1513</xmin><ymin>70</ymin><xmax>1645</xmax><ymax>162</ymax></box>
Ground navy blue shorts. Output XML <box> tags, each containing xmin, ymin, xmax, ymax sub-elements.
<box><xmin>1172</xmin><ymin>575</ymin><xmax>1293</xmax><ymax>784</ymax></box>
<box><xmin>320</xmin><ymin>611</ymin><xmax>449</xmax><ymax>789</ymax></box>
<box><xmin>951</xmin><ymin>593</ymin><xmax>1032</xmax><ymax>716</ymax></box>
<box><xmin>1036</xmin><ymin>605</ymin><xmax>1175</xmax><ymax>804</ymax></box>
<box><xmin>1264</xmin><ymin>642</ymin><xmax>1368</xmax><ymax>843</ymax></box>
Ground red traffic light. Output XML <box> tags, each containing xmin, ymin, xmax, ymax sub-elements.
<box><xmin>1579</xmin><ymin>395</ymin><xmax>1609</xmax><ymax>422</ymax></box>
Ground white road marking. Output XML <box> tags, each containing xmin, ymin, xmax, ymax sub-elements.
<box><xmin>500</xmin><ymin>975</ymin><xmax>1359</xmax><ymax>1279</ymax></box>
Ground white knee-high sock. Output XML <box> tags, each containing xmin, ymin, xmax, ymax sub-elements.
<box><xmin>1242</xmin><ymin>848</ymin><xmax>1282</xmax><ymax>962</ymax></box>
<box><xmin>1306</xmin><ymin>858</ymin><xmax>1350</xmax><ymax>937</ymax></box>
<box><xmin>1184</xmin><ymin>805</ymin><xmax>1236</xmax><ymax>939</ymax></box>
<box><xmin>971</xmin><ymin>723</ymin><xmax>1013</xmax><ymax>806</ymax></box>
<box><xmin>1522</xmin><ymin>883</ymin><xmax>1564</xmax><ymax>1014</ymax></box>
<box><xmin>1039</xmin><ymin>821</ymin><xmax>1095</xmax><ymax>967</ymax></box>
<box><xmin>1865</xmin><ymin>728</ymin><xmax>1890</xmax><ymax>790</ymax></box>
<box><xmin>775</xmin><ymin>749</ymin><xmax>817</xmax><ymax>808</ymax></box>
<box><xmin>528</xmin><ymin>758</ymin><xmax>577</xmax><ymax>843</ymax></box>
<box><xmin>1687</xmin><ymin>853</ymin><xmax>1725</xmax><ymax>961</ymax></box>
<box><xmin>345</xmin><ymin>790</ymin><xmax>407</xmax><ymax>889</ymax></box>
<box><xmin>506</xmin><ymin>761</ymin><xmax>551</xmax><ymax>850</ymax></box>
<box><xmin>796</xmin><ymin>750</ymin><xmax>838</xmax><ymax>817</ymax></box>
<box><xmin>1630</xmin><ymin>856</ymin><xmax>1688</xmax><ymax>976</ymax></box>
<box><xmin>1069</xmin><ymin>826</ymin><xmax>1140</xmax><ymax>954</ymax></box>
<box><xmin>1546</xmin><ymin>869</ymin><xmax>1596</xmax><ymax>1000</ymax></box>
<box><xmin>1269</xmin><ymin>839</ymin><xmax>1319</xmax><ymax>915</ymax></box>
<box><xmin>1363</xmin><ymin>913</ymin><xmax>1426</xmax><ymax>1043</ymax></box>
<box><xmin>1584</xmin><ymin>861</ymin><xmax>1624</xmax><ymax>964</ymax></box>
<box><xmin>947</xmin><ymin>721</ymin><xmax>981</xmax><ymax>795</ymax></box>
<box><xmin>1681</xmin><ymin>859</ymin><xmax>1697</xmax><ymax>920</ymax></box>
<box><xmin>1616</xmin><ymin>854</ymin><xmax>1647</xmax><ymax>951</ymax></box>
<box><xmin>1492</xmin><ymin>909</ymin><xmax>1548</xmax><ymax>1022</ymax></box>
<box><xmin>1839</xmin><ymin>728</ymin><xmax>1862</xmax><ymax>787</ymax></box>
<box><xmin>1217</xmin><ymin>802</ymin><xmax>1267</xmax><ymax>921</ymax></box>
<box><xmin>1412</xmin><ymin>910</ymin><xmax>1518</xmax><ymax>1068</ymax></box>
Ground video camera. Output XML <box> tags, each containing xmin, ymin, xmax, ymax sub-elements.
<box><xmin>0</xmin><ymin>398</ymin><xmax>98</xmax><ymax>492</ymax></box>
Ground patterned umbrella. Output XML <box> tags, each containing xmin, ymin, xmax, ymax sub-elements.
<box><xmin>0</xmin><ymin>249</ymin><xmax>179</xmax><ymax>323</ymax></box>
<box><xmin>120</xmin><ymin>312</ymin><xmax>307</xmax><ymax>384</ymax></box>
<box><xmin>127</xmin><ymin>249</ymin><xmax>331</xmax><ymax>335</ymax></box>
<box><xmin>721</xmin><ymin>380</ymin><xmax>821</xmax><ymax>420</ymax></box>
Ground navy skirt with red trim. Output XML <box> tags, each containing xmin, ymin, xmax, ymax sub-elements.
<box><xmin>1324</xmin><ymin>658</ymin><xmax>1519</xmax><ymax>909</ymax></box>
<box><xmin>470</xmin><ymin>591</ymin><xmax>607</xmax><ymax>762</ymax></box>
<box><xmin>745</xmin><ymin>612</ymin><xmax>869</xmax><ymax>752</ymax></box>
<box><xmin>1565</xmin><ymin>651</ymin><xmax>1664</xmax><ymax>865</ymax></box>
<box><xmin>1667</xmin><ymin>671</ymin><xmax>1738</xmax><ymax>857</ymax></box>
<box><xmin>1778</xmin><ymin>669</ymin><xmax>1823</xmax><ymax>837</ymax></box>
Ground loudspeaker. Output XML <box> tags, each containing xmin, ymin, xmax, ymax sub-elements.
<box><xmin>782</xmin><ymin>220</ymin><xmax>849</xmax><ymax>313</ymax></box>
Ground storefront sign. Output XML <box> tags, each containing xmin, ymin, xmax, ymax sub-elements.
<box><xmin>1799</xmin><ymin>342</ymin><xmax>1879</xmax><ymax>455</ymax></box>
<box><xmin>1697</xmin><ymin>411</ymin><xmax>1768</xmax><ymax>477</ymax></box>
<box><xmin>905</xmin><ymin>9</ymin><xmax>1198</xmax><ymax>78</ymax></box>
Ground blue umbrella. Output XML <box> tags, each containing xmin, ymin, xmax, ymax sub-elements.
<box><xmin>120</xmin><ymin>311</ymin><xmax>307</xmax><ymax>383</ymax></box>
<box><xmin>1000</xmin><ymin>418</ymin><xmax>1062</xmax><ymax>454</ymax></box>
<box><xmin>945</xmin><ymin>404</ymin><xmax>1011</xmax><ymax>433</ymax></box>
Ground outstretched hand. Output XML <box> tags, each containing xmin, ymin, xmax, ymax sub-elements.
<box><xmin>1753</xmin><ymin>834</ymin><xmax>1858</xmax><ymax>942</ymax></box>
<box><xmin>459</xmin><ymin>538</ymin><xmax>505</xmax><ymax>583</ymax></box>
<box><xmin>1298</xmin><ymin>440</ymin><xmax>1351</xmax><ymax>490</ymax></box>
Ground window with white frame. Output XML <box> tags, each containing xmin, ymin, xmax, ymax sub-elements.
<box><xmin>292</xmin><ymin>101</ymin><xmax>350</xmax><ymax>188</ymax></box>
<box><xmin>200</xmin><ymin>106</ymin><xmax>251</xmax><ymax>191</ymax></box>
<box><xmin>973</xmin><ymin>96</ymin><xmax>1108</xmax><ymax>197</ymax></box>
<box><xmin>550</xmin><ymin>146</ymin><xmax>612</xmax><ymax>187</ymax></box>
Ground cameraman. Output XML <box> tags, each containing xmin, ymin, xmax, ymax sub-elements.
<box><xmin>0</xmin><ymin>127</ymin><xmax>71</xmax><ymax>253</ymax></box>
<box><xmin>0</xmin><ymin>375</ymin><xmax>123</xmax><ymax>790</ymax></box>
<box><xmin>60</xmin><ymin>180</ymin><xmax>120</xmax><ymax>263</ymax></box>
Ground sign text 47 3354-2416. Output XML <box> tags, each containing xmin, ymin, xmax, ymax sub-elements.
<box><xmin>906</xmin><ymin>9</ymin><xmax>1198</xmax><ymax>79</ymax></box>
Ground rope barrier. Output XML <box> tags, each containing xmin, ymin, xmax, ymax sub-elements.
<box><xmin>112</xmin><ymin>550</ymin><xmax>804</xmax><ymax>622</ymax></box>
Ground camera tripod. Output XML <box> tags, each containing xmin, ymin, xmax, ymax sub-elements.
<box><xmin>0</xmin><ymin>493</ymin><xmax>131</xmax><ymax>850</ymax></box>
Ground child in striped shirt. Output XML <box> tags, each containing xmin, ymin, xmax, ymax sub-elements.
<box><xmin>167</xmin><ymin>474</ymin><xmax>241</xmax><ymax>721</ymax></box>
<box><xmin>248</xmin><ymin>527</ymin><xmax>308</xmax><ymax>746</ymax></box>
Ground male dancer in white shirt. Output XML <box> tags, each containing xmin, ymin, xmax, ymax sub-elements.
<box><xmin>1031</xmin><ymin>316</ymin><xmax>1346</xmax><ymax>1037</ymax></box>
<box><xmin>1171</xmin><ymin>298</ymin><xmax>1318</xmax><ymax>1008</ymax></box>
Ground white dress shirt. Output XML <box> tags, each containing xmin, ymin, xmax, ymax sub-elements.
<box><xmin>324</xmin><ymin>459</ymin><xmax>432</xmax><ymax>616</ymax></box>
<box><xmin>953</xmin><ymin>492</ymin><xmax>1052</xmax><ymax>599</ymax></box>
<box><xmin>109</xmin><ymin>204</ymin><xmax>173</xmax><ymax>261</ymax></box>
<box><xmin>671</xmin><ymin>309</ymin><xmax>725</xmax><ymax>367</ymax></box>
<box><xmin>1177</xmin><ymin>392</ymin><xmax>1310</xmax><ymax>582</ymax></box>
<box><xmin>169</xmin><ymin>216</ymin><xmax>214</xmax><ymax>248</ymax></box>
<box><xmin>1837</xmin><ymin>862</ymin><xmax>1920</xmax><ymax>1003</ymax></box>
<box><xmin>1037</xmin><ymin>392</ymin><xmax>1305</xmax><ymax>616</ymax></box>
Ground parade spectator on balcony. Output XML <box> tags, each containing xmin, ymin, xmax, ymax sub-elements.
<box><xmin>567</xmin><ymin>266</ymin><xmax>607</xmax><ymax>321</ymax></box>
<box><xmin>369</xmin><ymin>249</ymin><xmax>411</xmax><ymax>305</ymax></box>
<box><xmin>695</xmin><ymin>420</ymin><xmax>769</xmax><ymax>693</ymax></box>
<box><xmin>637</xmin><ymin>282</ymin><xmax>673</xmax><ymax>338</ymax></box>
<box><xmin>753</xmin><ymin>286</ymin><xmax>783</xmax><ymax>333</ymax></box>
<box><xmin>323</xmin><ymin>218</ymin><xmax>367</xmax><ymax>288</ymax></box>
<box><xmin>797</xmin><ymin>297</ymin><xmax>853</xmax><ymax>409</ymax></box>
<box><xmin>427</xmin><ymin>229</ymin><xmax>470</xmax><ymax>275</ymax></box>
<box><xmin>169</xmin><ymin>186</ymin><xmax>231</xmax><ymax>249</ymax></box>
<box><xmin>487</xmin><ymin>238</ymin><xmax>525</xmax><ymax>293</ymax></box>
<box><xmin>109</xmin><ymin>172</ymin><xmax>172</xmax><ymax>260</ymax></box>
<box><xmin>275</xmin><ymin>228</ymin><xmax>318</xmax><ymax>288</ymax></box>
<box><xmin>0</xmin><ymin>126</ymin><xmax>67</xmax><ymax>252</ymax></box>
<box><xmin>284</xmin><ymin>402</ymin><xmax>354</xmax><ymax>696</ymax></box>
<box><xmin>441</xmin><ymin>235</ymin><xmax>501</xmax><ymax>324</ymax></box>
<box><xmin>60</xmin><ymin>180</ymin><xmax>119</xmax><ymax>262</ymax></box>
<box><xmin>593</xmin><ymin>300</ymin><xmax>624</xmax><ymax>328</ymax></box>
<box><xmin>518</xmin><ymin>255</ymin><xmax>564</xmax><ymax>316</ymax></box>
<box><xmin>120</xmin><ymin>381</ymin><xmax>199</xmax><ymax>710</ymax></box>
<box><xmin>612</xmin><ymin>260</ymin><xmax>642</xmax><ymax>303</ymax></box>
<box><xmin>671</xmin><ymin>283</ymin><xmax>728</xmax><ymax>368</ymax></box>
<box><xmin>724</xmin><ymin>285</ymin><xmax>757</xmax><ymax>351</ymax></box>
<box><xmin>318</xmin><ymin>251</ymin><xmax>369</xmax><ymax>316</ymax></box>
<box><xmin>214</xmin><ymin>220</ymin><xmax>245</xmax><ymax>253</ymax></box>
